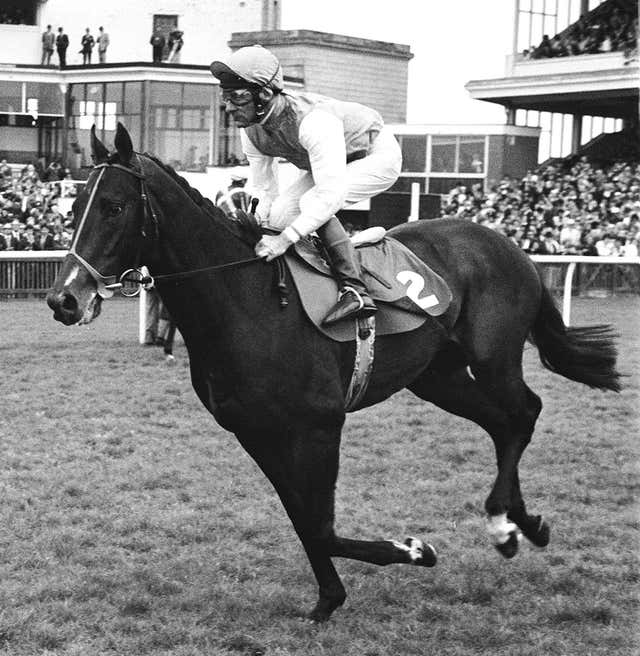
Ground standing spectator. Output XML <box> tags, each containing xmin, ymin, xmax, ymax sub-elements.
<box><xmin>150</xmin><ymin>30</ymin><xmax>165</xmax><ymax>63</ymax></box>
<box><xmin>43</xmin><ymin>160</ymin><xmax>63</xmax><ymax>182</ymax></box>
<box><xmin>41</xmin><ymin>25</ymin><xmax>55</xmax><ymax>65</ymax></box>
<box><xmin>0</xmin><ymin>223</ymin><xmax>12</xmax><ymax>250</ymax></box>
<box><xmin>166</xmin><ymin>29</ymin><xmax>183</xmax><ymax>62</ymax></box>
<box><xmin>0</xmin><ymin>159</ymin><xmax>12</xmax><ymax>185</ymax></box>
<box><xmin>539</xmin><ymin>229</ymin><xmax>562</xmax><ymax>254</ymax></box>
<box><xmin>144</xmin><ymin>286</ymin><xmax>165</xmax><ymax>345</ymax></box>
<box><xmin>559</xmin><ymin>216</ymin><xmax>582</xmax><ymax>253</ymax></box>
<box><xmin>56</xmin><ymin>27</ymin><xmax>69</xmax><ymax>68</ymax></box>
<box><xmin>97</xmin><ymin>26</ymin><xmax>109</xmax><ymax>63</ymax></box>
<box><xmin>33</xmin><ymin>224</ymin><xmax>54</xmax><ymax>250</ymax></box>
<box><xmin>80</xmin><ymin>28</ymin><xmax>94</xmax><ymax>65</ymax></box>
<box><xmin>9</xmin><ymin>220</ymin><xmax>28</xmax><ymax>250</ymax></box>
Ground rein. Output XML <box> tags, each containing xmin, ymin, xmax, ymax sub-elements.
<box><xmin>69</xmin><ymin>155</ymin><xmax>264</xmax><ymax>298</ymax></box>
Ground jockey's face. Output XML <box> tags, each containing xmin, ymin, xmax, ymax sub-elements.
<box><xmin>222</xmin><ymin>89</ymin><xmax>258</xmax><ymax>128</ymax></box>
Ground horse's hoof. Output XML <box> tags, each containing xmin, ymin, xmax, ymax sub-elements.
<box><xmin>517</xmin><ymin>515</ymin><xmax>550</xmax><ymax>547</ymax></box>
<box><xmin>494</xmin><ymin>530</ymin><xmax>520</xmax><ymax>559</ymax></box>
<box><xmin>530</xmin><ymin>518</ymin><xmax>550</xmax><ymax>547</ymax></box>
<box><xmin>306</xmin><ymin>595</ymin><xmax>345</xmax><ymax>623</ymax></box>
<box><xmin>404</xmin><ymin>537</ymin><xmax>437</xmax><ymax>567</ymax></box>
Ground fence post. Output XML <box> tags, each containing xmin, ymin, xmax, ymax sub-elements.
<box><xmin>562</xmin><ymin>262</ymin><xmax>577</xmax><ymax>326</ymax></box>
<box><xmin>408</xmin><ymin>182</ymin><xmax>420</xmax><ymax>222</ymax></box>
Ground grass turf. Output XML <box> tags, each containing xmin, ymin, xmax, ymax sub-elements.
<box><xmin>0</xmin><ymin>295</ymin><xmax>638</xmax><ymax>655</ymax></box>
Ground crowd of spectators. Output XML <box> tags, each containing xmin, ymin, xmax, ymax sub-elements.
<box><xmin>0</xmin><ymin>159</ymin><xmax>77</xmax><ymax>251</ymax></box>
<box><xmin>2</xmin><ymin>152</ymin><xmax>640</xmax><ymax>257</ymax></box>
<box><xmin>525</xmin><ymin>0</ymin><xmax>637</xmax><ymax>60</ymax></box>
<box><xmin>441</xmin><ymin>158</ymin><xmax>640</xmax><ymax>257</ymax></box>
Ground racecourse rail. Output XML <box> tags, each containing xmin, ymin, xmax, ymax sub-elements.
<box><xmin>1</xmin><ymin>251</ymin><xmax>639</xmax><ymax>335</ymax></box>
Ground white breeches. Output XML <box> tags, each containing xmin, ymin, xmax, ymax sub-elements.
<box><xmin>266</xmin><ymin>126</ymin><xmax>402</xmax><ymax>231</ymax></box>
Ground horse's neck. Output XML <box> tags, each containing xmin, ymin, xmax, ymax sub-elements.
<box><xmin>145</xmin><ymin>172</ymin><xmax>266</xmax><ymax>337</ymax></box>
<box><xmin>147</xmin><ymin>173</ymin><xmax>251</xmax><ymax>273</ymax></box>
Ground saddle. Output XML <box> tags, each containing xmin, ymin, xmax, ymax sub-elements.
<box><xmin>222</xmin><ymin>203</ymin><xmax>452</xmax><ymax>343</ymax></box>
<box><xmin>285</xmin><ymin>227</ymin><xmax>452</xmax><ymax>343</ymax></box>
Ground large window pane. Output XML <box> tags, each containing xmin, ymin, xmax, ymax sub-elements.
<box><xmin>183</xmin><ymin>108</ymin><xmax>204</xmax><ymax>129</ymax></box>
<box><xmin>182</xmin><ymin>131</ymin><xmax>209</xmax><ymax>170</ymax></box>
<box><xmin>0</xmin><ymin>81</ymin><xmax>23</xmax><ymax>113</ymax></box>
<box><xmin>431</xmin><ymin>137</ymin><xmax>456</xmax><ymax>173</ymax></box>
<box><xmin>400</xmin><ymin>135</ymin><xmax>426</xmax><ymax>172</ymax></box>
<box><xmin>150</xmin><ymin>82</ymin><xmax>182</xmax><ymax>105</ymax></box>
<box><xmin>458</xmin><ymin>138</ymin><xmax>484</xmax><ymax>173</ymax></box>
<box><xmin>123</xmin><ymin>82</ymin><xmax>142</xmax><ymax>114</ymax></box>
<box><xmin>25</xmin><ymin>82</ymin><xmax>64</xmax><ymax>115</ymax></box>
<box><xmin>105</xmin><ymin>82</ymin><xmax>123</xmax><ymax>113</ymax></box>
<box><xmin>183</xmin><ymin>83</ymin><xmax>212</xmax><ymax>106</ymax></box>
<box><xmin>87</xmin><ymin>83</ymin><xmax>103</xmax><ymax>104</ymax></box>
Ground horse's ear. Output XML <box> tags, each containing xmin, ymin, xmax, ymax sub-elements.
<box><xmin>114</xmin><ymin>122</ymin><xmax>134</xmax><ymax>166</ymax></box>
<box><xmin>90</xmin><ymin>125</ymin><xmax>109</xmax><ymax>164</ymax></box>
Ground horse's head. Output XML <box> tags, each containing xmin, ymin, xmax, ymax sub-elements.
<box><xmin>47</xmin><ymin>123</ymin><xmax>152</xmax><ymax>325</ymax></box>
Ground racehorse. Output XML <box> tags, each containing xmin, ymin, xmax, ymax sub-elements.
<box><xmin>47</xmin><ymin>124</ymin><xmax>621</xmax><ymax>622</ymax></box>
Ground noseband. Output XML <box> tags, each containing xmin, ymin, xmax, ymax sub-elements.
<box><xmin>68</xmin><ymin>154</ymin><xmax>262</xmax><ymax>299</ymax></box>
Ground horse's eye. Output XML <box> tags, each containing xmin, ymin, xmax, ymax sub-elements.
<box><xmin>106</xmin><ymin>203</ymin><xmax>124</xmax><ymax>217</ymax></box>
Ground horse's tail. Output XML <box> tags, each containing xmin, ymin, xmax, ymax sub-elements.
<box><xmin>529</xmin><ymin>279</ymin><xmax>622</xmax><ymax>392</ymax></box>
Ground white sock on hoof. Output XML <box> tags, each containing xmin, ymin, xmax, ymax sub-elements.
<box><xmin>391</xmin><ymin>537</ymin><xmax>433</xmax><ymax>563</ymax></box>
<box><xmin>486</xmin><ymin>514</ymin><xmax>520</xmax><ymax>545</ymax></box>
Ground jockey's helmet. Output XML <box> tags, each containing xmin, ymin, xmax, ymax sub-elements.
<box><xmin>210</xmin><ymin>45</ymin><xmax>283</xmax><ymax>92</ymax></box>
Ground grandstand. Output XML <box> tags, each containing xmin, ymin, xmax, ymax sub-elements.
<box><xmin>466</xmin><ymin>0</ymin><xmax>638</xmax><ymax>164</ymax></box>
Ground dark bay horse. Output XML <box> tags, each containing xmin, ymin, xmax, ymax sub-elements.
<box><xmin>47</xmin><ymin>124</ymin><xmax>620</xmax><ymax>622</ymax></box>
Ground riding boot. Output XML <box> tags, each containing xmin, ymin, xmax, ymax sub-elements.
<box><xmin>316</xmin><ymin>217</ymin><xmax>377</xmax><ymax>325</ymax></box>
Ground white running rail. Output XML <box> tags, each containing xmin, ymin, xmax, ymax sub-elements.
<box><xmin>1</xmin><ymin>252</ymin><xmax>638</xmax><ymax>334</ymax></box>
<box><xmin>530</xmin><ymin>255</ymin><xmax>640</xmax><ymax>325</ymax></box>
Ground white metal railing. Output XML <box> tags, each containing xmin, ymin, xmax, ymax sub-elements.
<box><xmin>531</xmin><ymin>255</ymin><xmax>640</xmax><ymax>325</ymax></box>
<box><xmin>0</xmin><ymin>252</ymin><xmax>638</xmax><ymax>333</ymax></box>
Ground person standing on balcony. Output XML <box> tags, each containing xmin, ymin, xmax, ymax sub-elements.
<box><xmin>41</xmin><ymin>25</ymin><xmax>55</xmax><ymax>66</ymax></box>
<box><xmin>80</xmin><ymin>28</ymin><xmax>94</xmax><ymax>65</ymax></box>
<box><xmin>166</xmin><ymin>30</ymin><xmax>184</xmax><ymax>63</ymax></box>
<box><xmin>97</xmin><ymin>26</ymin><xmax>109</xmax><ymax>63</ymax></box>
<box><xmin>56</xmin><ymin>27</ymin><xmax>69</xmax><ymax>68</ymax></box>
<box><xmin>150</xmin><ymin>30</ymin><xmax>165</xmax><ymax>63</ymax></box>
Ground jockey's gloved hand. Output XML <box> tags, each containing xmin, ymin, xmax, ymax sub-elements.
<box><xmin>255</xmin><ymin>232</ymin><xmax>295</xmax><ymax>262</ymax></box>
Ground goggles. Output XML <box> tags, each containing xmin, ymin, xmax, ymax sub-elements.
<box><xmin>222</xmin><ymin>89</ymin><xmax>254</xmax><ymax>107</ymax></box>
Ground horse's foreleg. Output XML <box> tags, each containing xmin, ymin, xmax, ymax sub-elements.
<box><xmin>236</xmin><ymin>428</ymin><xmax>346</xmax><ymax>622</ymax></box>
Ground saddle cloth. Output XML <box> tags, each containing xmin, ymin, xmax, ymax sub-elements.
<box><xmin>285</xmin><ymin>231</ymin><xmax>452</xmax><ymax>343</ymax></box>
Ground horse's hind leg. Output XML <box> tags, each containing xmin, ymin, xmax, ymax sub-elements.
<box><xmin>408</xmin><ymin>359</ymin><xmax>549</xmax><ymax>557</ymax></box>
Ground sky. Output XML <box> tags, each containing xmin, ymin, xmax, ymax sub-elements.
<box><xmin>280</xmin><ymin>0</ymin><xmax>515</xmax><ymax>125</ymax></box>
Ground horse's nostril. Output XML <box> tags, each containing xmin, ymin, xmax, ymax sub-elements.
<box><xmin>60</xmin><ymin>292</ymin><xmax>78</xmax><ymax>313</ymax></box>
<box><xmin>47</xmin><ymin>290</ymin><xmax>78</xmax><ymax>318</ymax></box>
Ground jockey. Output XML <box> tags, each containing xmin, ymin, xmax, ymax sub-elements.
<box><xmin>210</xmin><ymin>45</ymin><xmax>402</xmax><ymax>326</ymax></box>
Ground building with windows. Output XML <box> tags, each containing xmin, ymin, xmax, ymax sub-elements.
<box><xmin>389</xmin><ymin>123</ymin><xmax>540</xmax><ymax>194</ymax></box>
<box><xmin>0</xmin><ymin>0</ymin><xmax>413</xmax><ymax>194</ymax></box>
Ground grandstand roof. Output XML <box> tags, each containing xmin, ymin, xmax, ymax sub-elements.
<box><xmin>466</xmin><ymin>64</ymin><xmax>638</xmax><ymax>119</ymax></box>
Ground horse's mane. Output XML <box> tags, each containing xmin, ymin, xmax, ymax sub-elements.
<box><xmin>140</xmin><ymin>152</ymin><xmax>220</xmax><ymax>219</ymax></box>
<box><xmin>135</xmin><ymin>152</ymin><xmax>260</xmax><ymax>244</ymax></box>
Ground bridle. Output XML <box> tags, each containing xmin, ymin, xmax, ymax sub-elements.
<box><xmin>68</xmin><ymin>154</ymin><xmax>262</xmax><ymax>299</ymax></box>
